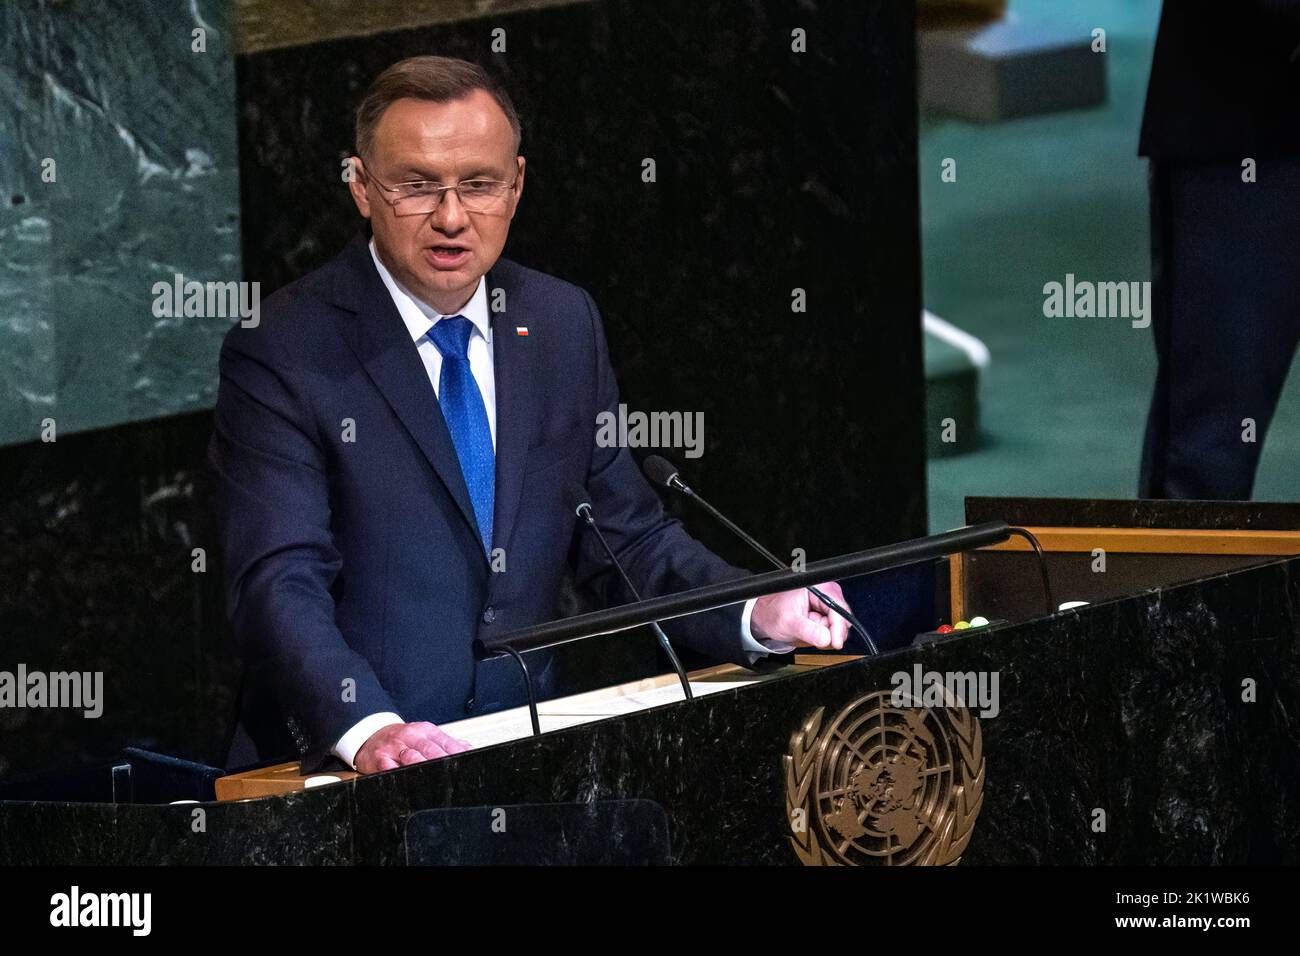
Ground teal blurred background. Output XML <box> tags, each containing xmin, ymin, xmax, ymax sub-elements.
<box><xmin>923</xmin><ymin>0</ymin><xmax>1300</xmax><ymax>531</ymax></box>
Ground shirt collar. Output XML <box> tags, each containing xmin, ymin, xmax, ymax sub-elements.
<box><xmin>368</xmin><ymin>238</ymin><xmax>492</xmax><ymax>344</ymax></box>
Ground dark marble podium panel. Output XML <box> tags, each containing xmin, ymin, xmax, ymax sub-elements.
<box><xmin>3</xmin><ymin>554</ymin><xmax>1296</xmax><ymax>865</ymax></box>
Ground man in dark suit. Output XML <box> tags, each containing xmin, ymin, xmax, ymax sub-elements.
<box><xmin>1138</xmin><ymin>0</ymin><xmax>1300</xmax><ymax>498</ymax></box>
<box><xmin>210</xmin><ymin>56</ymin><xmax>850</xmax><ymax>774</ymax></box>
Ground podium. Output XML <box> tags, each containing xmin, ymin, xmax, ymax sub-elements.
<box><xmin>212</xmin><ymin>657</ymin><xmax>848</xmax><ymax>801</ymax></box>
<box><xmin>2</xmin><ymin>497</ymin><xmax>1298</xmax><ymax>865</ymax></box>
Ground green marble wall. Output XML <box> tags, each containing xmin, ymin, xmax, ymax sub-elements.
<box><xmin>0</xmin><ymin>0</ymin><xmax>240</xmax><ymax>447</ymax></box>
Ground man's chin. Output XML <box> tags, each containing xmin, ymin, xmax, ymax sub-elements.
<box><xmin>420</xmin><ymin>270</ymin><xmax>473</xmax><ymax>295</ymax></box>
<box><xmin>418</xmin><ymin>259</ymin><xmax>475</xmax><ymax>285</ymax></box>
<box><xmin>407</xmin><ymin>263</ymin><xmax>481</xmax><ymax>308</ymax></box>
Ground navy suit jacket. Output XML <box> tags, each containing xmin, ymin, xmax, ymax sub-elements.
<box><xmin>1139</xmin><ymin>0</ymin><xmax>1300</xmax><ymax>161</ymax></box>
<box><xmin>210</xmin><ymin>231</ymin><xmax>753</xmax><ymax>769</ymax></box>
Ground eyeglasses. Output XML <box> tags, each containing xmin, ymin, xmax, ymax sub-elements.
<box><xmin>361</xmin><ymin>165</ymin><xmax>519</xmax><ymax>216</ymax></box>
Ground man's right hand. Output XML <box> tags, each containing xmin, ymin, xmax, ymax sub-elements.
<box><xmin>354</xmin><ymin>721</ymin><xmax>472</xmax><ymax>774</ymax></box>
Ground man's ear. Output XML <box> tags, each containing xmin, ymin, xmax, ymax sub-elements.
<box><xmin>346</xmin><ymin>156</ymin><xmax>372</xmax><ymax>219</ymax></box>
<box><xmin>509</xmin><ymin>156</ymin><xmax>525</xmax><ymax>219</ymax></box>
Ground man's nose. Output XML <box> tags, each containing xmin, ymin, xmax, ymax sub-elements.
<box><xmin>430</xmin><ymin>187</ymin><xmax>470</xmax><ymax>231</ymax></box>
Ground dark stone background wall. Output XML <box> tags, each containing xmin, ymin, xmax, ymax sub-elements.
<box><xmin>1</xmin><ymin>0</ymin><xmax>240</xmax><ymax>780</ymax></box>
<box><xmin>0</xmin><ymin>411</ymin><xmax>233</xmax><ymax>779</ymax></box>
<box><xmin>0</xmin><ymin>0</ymin><xmax>923</xmax><ymax>780</ymax></box>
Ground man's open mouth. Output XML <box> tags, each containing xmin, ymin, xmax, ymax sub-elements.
<box><xmin>426</xmin><ymin>245</ymin><xmax>471</xmax><ymax>267</ymax></box>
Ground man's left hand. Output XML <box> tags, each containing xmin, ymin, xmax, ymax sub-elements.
<box><xmin>750</xmin><ymin>581</ymin><xmax>851</xmax><ymax>650</ymax></box>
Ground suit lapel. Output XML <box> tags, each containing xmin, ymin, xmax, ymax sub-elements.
<box><xmin>487</xmin><ymin>264</ymin><xmax>541</xmax><ymax>559</ymax></box>
<box><xmin>334</xmin><ymin>233</ymin><xmax>486</xmax><ymax>555</ymax></box>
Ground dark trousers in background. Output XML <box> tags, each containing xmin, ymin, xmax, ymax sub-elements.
<box><xmin>1140</xmin><ymin>157</ymin><xmax>1300</xmax><ymax>499</ymax></box>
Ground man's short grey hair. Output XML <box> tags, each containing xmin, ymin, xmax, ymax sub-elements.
<box><xmin>355</xmin><ymin>55</ymin><xmax>522</xmax><ymax>160</ymax></box>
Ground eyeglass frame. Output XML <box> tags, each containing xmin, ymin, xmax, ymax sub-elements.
<box><xmin>356</xmin><ymin>159</ymin><xmax>522</xmax><ymax>217</ymax></box>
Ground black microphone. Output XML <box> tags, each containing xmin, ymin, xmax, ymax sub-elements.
<box><xmin>567</xmin><ymin>482</ymin><xmax>694</xmax><ymax>700</ymax></box>
<box><xmin>642</xmin><ymin>455</ymin><xmax>879</xmax><ymax>655</ymax></box>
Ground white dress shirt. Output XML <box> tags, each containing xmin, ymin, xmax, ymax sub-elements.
<box><xmin>332</xmin><ymin>241</ymin><xmax>789</xmax><ymax>768</ymax></box>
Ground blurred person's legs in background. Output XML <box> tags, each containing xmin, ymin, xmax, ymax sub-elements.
<box><xmin>1139</xmin><ymin>157</ymin><xmax>1300</xmax><ymax>499</ymax></box>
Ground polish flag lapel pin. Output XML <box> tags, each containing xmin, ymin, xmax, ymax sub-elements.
<box><xmin>515</xmin><ymin>326</ymin><xmax>529</xmax><ymax>336</ymax></box>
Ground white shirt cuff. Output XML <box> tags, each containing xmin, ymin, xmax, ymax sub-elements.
<box><xmin>332</xmin><ymin>712</ymin><xmax>404</xmax><ymax>769</ymax></box>
<box><xmin>739</xmin><ymin>597</ymin><xmax>798</xmax><ymax>664</ymax></box>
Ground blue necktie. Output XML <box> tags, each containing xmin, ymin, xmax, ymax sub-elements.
<box><xmin>427</xmin><ymin>316</ymin><xmax>494</xmax><ymax>554</ymax></box>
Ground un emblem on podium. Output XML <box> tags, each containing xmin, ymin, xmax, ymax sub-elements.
<box><xmin>784</xmin><ymin>692</ymin><xmax>984</xmax><ymax>866</ymax></box>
